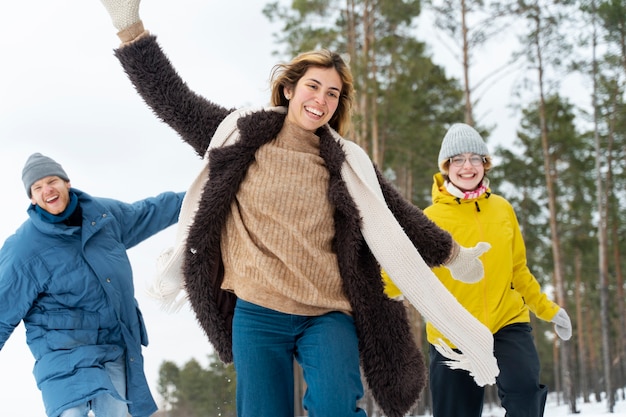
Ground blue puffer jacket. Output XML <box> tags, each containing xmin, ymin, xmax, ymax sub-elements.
<box><xmin>0</xmin><ymin>188</ymin><xmax>184</xmax><ymax>417</ymax></box>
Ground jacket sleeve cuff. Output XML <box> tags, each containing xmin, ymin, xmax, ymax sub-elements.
<box><xmin>444</xmin><ymin>240</ymin><xmax>460</xmax><ymax>266</ymax></box>
<box><xmin>117</xmin><ymin>21</ymin><xmax>148</xmax><ymax>45</ymax></box>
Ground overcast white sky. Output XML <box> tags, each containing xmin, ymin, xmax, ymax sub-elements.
<box><xmin>0</xmin><ymin>1</ymin><xmax>281</xmax><ymax>415</ymax></box>
<box><xmin>0</xmin><ymin>1</ymin><xmax>588</xmax><ymax>416</ymax></box>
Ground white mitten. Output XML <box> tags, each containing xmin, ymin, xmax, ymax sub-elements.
<box><xmin>552</xmin><ymin>308</ymin><xmax>572</xmax><ymax>341</ymax></box>
<box><xmin>445</xmin><ymin>242</ymin><xmax>491</xmax><ymax>283</ymax></box>
<box><xmin>99</xmin><ymin>0</ymin><xmax>141</xmax><ymax>32</ymax></box>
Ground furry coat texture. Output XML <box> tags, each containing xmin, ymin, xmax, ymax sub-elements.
<box><xmin>115</xmin><ymin>35</ymin><xmax>456</xmax><ymax>416</ymax></box>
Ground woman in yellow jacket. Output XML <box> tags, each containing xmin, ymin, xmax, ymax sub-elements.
<box><xmin>385</xmin><ymin>123</ymin><xmax>572</xmax><ymax>417</ymax></box>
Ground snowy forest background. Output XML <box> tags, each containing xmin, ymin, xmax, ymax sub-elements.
<box><xmin>1</xmin><ymin>0</ymin><xmax>626</xmax><ymax>415</ymax></box>
<box><xmin>152</xmin><ymin>0</ymin><xmax>626</xmax><ymax>415</ymax></box>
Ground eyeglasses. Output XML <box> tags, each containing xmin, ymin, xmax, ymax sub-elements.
<box><xmin>449</xmin><ymin>155</ymin><xmax>486</xmax><ymax>167</ymax></box>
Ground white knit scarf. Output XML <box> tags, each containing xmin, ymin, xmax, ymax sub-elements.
<box><xmin>150</xmin><ymin>106</ymin><xmax>499</xmax><ymax>386</ymax></box>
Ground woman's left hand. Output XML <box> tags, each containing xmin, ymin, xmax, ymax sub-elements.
<box><xmin>445</xmin><ymin>242</ymin><xmax>491</xmax><ymax>283</ymax></box>
<box><xmin>552</xmin><ymin>308</ymin><xmax>572</xmax><ymax>341</ymax></box>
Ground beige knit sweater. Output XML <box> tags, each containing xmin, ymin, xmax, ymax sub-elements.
<box><xmin>220</xmin><ymin>120</ymin><xmax>351</xmax><ymax>316</ymax></box>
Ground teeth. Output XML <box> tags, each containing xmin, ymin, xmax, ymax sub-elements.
<box><xmin>306</xmin><ymin>106</ymin><xmax>323</xmax><ymax>116</ymax></box>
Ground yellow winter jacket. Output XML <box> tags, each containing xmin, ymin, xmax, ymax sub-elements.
<box><xmin>384</xmin><ymin>173</ymin><xmax>559</xmax><ymax>347</ymax></box>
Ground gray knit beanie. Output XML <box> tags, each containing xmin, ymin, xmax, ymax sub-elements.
<box><xmin>22</xmin><ymin>153</ymin><xmax>70</xmax><ymax>197</ymax></box>
<box><xmin>438</xmin><ymin>123</ymin><xmax>489</xmax><ymax>172</ymax></box>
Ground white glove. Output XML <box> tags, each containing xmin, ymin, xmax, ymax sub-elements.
<box><xmin>99</xmin><ymin>0</ymin><xmax>141</xmax><ymax>31</ymax></box>
<box><xmin>445</xmin><ymin>242</ymin><xmax>491</xmax><ymax>283</ymax></box>
<box><xmin>552</xmin><ymin>308</ymin><xmax>572</xmax><ymax>341</ymax></box>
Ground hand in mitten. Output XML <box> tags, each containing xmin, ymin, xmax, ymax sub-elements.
<box><xmin>99</xmin><ymin>0</ymin><xmax>144</xmax><ymax>42</ymax></box>
<box><xmin>552</xmin><ymin>308</ymin><xmax>572</xmax><ymax>341</ymax></box>
<box><xmin>445</xmin><ymin>242</ymin><xmax>491</xmax><ymax>283</ymax></box>
<box><xmin>100</xmin><ymin>0</ymin><xmax>141</xmax><ymax>30</ymax></box>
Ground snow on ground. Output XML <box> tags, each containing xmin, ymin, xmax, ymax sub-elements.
<box><xmin>415</xmin><ymin>392</ymin><xmax>626</xmax><ymax>416</ymax></box>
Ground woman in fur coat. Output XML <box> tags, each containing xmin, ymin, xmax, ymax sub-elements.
<box><xmin>98</xmin><ymin>1</ymin><xmax>499</xmax><ymax>416</ymax></box>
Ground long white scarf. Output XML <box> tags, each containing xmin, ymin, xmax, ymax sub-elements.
<box><xmin>150</xmin><ymin>106</ymin><xmax>499</xmax><ymax>386</ymax></box>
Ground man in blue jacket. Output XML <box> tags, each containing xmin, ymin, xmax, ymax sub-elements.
<box><xmin>0</xmin><ymin>153</ymin><xmax>184</xmax><ymax>417</ymax></box>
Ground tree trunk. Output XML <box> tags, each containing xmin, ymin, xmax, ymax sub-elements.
<box><xmin>369</xmin><ymin>16</ymin><xmax>381</xmax><ymax>167</ymax></box>
<box><xmin>574</xmin><ymin>250</ymin><xmax>590</xmax><ymax>403</ymax></box>
<box><xmin>585</xmin><ymin>301</ymin><xmax>603</xmax><ymax>402</ymax></box>
<box><xmin>591</xmin><ymin>5</ymin><xmax>614</xmax><ymax>409</ymax></box>
<box><xmin>460</xmin><ymin>0</ymin><xmax>474</xmax><ymax>125</ymax></box>
<box><xmin>553</xmin><ymin>337</ymin><xmax>561</xmax><ymax>403</ymax></box>
<box><xmin>612</xmin><ymin>213</ymin><xmax>626</xmax><ymax>397</ymax></box>
<box><xmin>531</xmin><ymin>10</ymin><xmax>576</xmax><ymax>412</ymax></box>
<box><xmin>605</xmin><ymin>84</ymin><xmax>626</xmax><ymax>402</ymax></box>
<box><xmin>294</xmin><ymin>362</ymin><xmax>306</xmax><ymax>416</ymax></box>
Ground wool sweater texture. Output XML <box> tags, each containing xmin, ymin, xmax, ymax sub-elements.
<box><xmin>221</xmin><ymin>120</ymin><xmax>350</xmax><ymax>315</ymax></box>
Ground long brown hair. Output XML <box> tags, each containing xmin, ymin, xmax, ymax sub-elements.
<box><xmin>270</xmin><ymin>50</ymin><xmax>354</xmax><ymax>137</ymax></box>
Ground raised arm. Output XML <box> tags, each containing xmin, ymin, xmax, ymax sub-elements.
<box><xmin>99</xmin><ymin>0</ymin><xmax>233</xmax><ymax>156</ymax></box>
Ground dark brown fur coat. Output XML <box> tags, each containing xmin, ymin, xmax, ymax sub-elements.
<box><xmin>115</xmin><ymin>35</ymin><xmax>455</xmax><ymax>417</ymax></box>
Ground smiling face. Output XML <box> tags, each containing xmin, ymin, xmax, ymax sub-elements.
<box><xmin>283</xmin><ymin>66</ymin><xmax>343</xmax><ymax>132</ymax></box>
<box><xmin>447</xmin><ymin>153</ymin><xmax>485</xmax><ymax>192</ymax></box>
<box><xmin>30</xmin><ymin>176</ymin><xmax>72</xmax><ymax>215</ymax></box>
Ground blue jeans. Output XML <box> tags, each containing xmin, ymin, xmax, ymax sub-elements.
<box><xmin>59</xmin><ymin>355</ymin><xmax>128</xmax><ymax>417</ymax></box>
<box><xmin>232</xmin><ymin>299</ymin><xmax>366</xmax><ymax>417</ymax></box>
<box><xmin>429</xmin><ymin>323</ymin><xmax>548</xmax><ymax>417</ymax></box>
